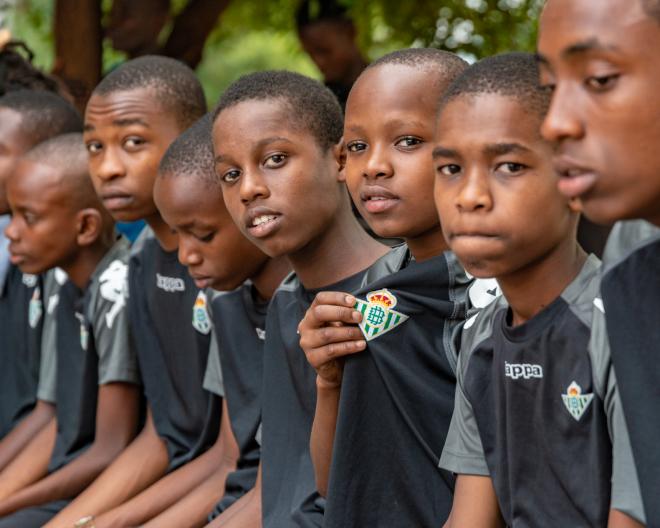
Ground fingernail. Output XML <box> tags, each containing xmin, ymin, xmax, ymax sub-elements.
<box><xmin>352</xmin><ymin>311</ymin><xmax>362</xmax><ymax>322</ymax></box>
<box><xmin>345</xmin><ymin>295</ymin><xmax>355</xmax><ymax>305</ymax></box>
<box><xmin>356</xmin><ymin>340</ymin><xmax>366</xmax><ymax>349</ymax></box>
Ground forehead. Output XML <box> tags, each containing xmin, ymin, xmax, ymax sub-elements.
<box><xmin>9</xmin><ymin>160</ymin><xmax>66</xmax><ymax>204</ymax></box>
<box><xmin>155</xmin><ymin>175</ymin><xmax>229</xmax><ymax>223</ymax></box>
<box><xmin>437</xmin><ymin>94</ymin><xmax>543</xmax><ymax>148</ymax></box>
<box><xmin>84</xmin><ymin>87</ymin><xmax>175</xmax><ymax>131</ymax></box>
<box><xmin>346</xmin><ymin>65</ymin><xmax>440</xmax><ymax>122</ymax></box>
<box><xmin>539</xmin><ymin>0</ymin><xmax>655</xmax><ymax>60</ymax></box>
<box><xmin>0</xmin><ymin>108</ymin><xmax>31</xmax><ymax>152</ymax></box>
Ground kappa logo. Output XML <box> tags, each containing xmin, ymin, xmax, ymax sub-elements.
<box><xmin>28</xmin><ymin>287</ymin><xmax>43</xmax><ymax>328</ymax></box>
<box><xmin>505</xmin><ymin>361</ymin><xmax>543</xmax><ymax>380</ymax></box>
<box><xmin>353</xmin><ymin>289</ymin><xmax>408</xmax><ymax>341</ymax></box>
<box><xmin>192</xmin><ymin>290</ymin><xmax>212</xmax><ymax>335</ymax></box>
<box><xmin>562</xmin><ymin>381</ymin><xmax>594</xmax><ymax>421</ymax></box>
<box><xmin>156</xmin><ymin>273</ymin><xmax>186</xmax><ymax>293</ymax></box>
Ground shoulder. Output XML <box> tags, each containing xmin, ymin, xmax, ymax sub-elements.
<box><xmin>561</xmin><ymin>254</ymin><xmax>602</xmax><ymax>329</ymax></box>
<box><xmin>603</xmin><ymin>220</ymin><xmax>660</xmax><ymax>271</ymax></box>
<box><xmin>129</xmin><ymin>225</ymin><xmax>156</xmax><ymax>260</ymax></box>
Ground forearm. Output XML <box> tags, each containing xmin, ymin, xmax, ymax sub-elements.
<box><xmin>608</xmin><ymin>509</ymin><xmax>645</xmax><ymax>528</ymax></box>
<box><xmin>142</xmin><ymin>457</ymin><xmax>237</xmax><ymax>528</ymax></box>
<box><xmin>44</xmin><ymin>422</ymin><xmax>169</xmax><ymax>528</ymax></box>
<box><xmin>310</xmin><ymin>378</ymin><xmax>341</xmax><ymax>497</ymax></box>
<box><xmin>0</xmin><ymin>418</ymin><xmax>56</xmax><ymax>502</ymax></box>
<box><xmin>207</xmin><ymin>465</ymin><xmax>262</xmax><ymax>528</ymax></box>
<box><xmin>446</xmin><ymin>475</ymin><xmax>503</xmax><ymax>528</ymax></box>
<box><xmin>0</xmin><ymin>400</ymin><xmax>55</xmax><ymax>472</ymax></box>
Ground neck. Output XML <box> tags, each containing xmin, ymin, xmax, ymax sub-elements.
<box><xmin>498</xmin><ymin>237</ymin><xmax>587</xmax><ymax>327</ymax></box>
<box><xmin>63</xmin><ymin>240</ymin><xmax>113</xmax><ymax>289</ymax></box>
<box><xmin>146</xmin><ymin>212</ymin><xmax>178</xmax><ymax>252</ymax></box>
<box><xmin>251</xmin><ymin>256</ymin><xmax>291</xmax><ymax>301</ymax></box>
<box><xmin>289</xmin><ymin>200</ymin><xmax>389</xmax><ymax>289</ymax></box>
<box><xmin>406</xmin><ymin>223</ymin><xmax>449</xmax><ymax>262</ymax></box>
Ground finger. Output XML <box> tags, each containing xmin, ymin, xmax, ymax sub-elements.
<box><xmin>312</xmin><ymin>304</ymin><xmax>363</xmax><ymax>325</ymax></box>
<box><xmin>300</xmin><ymin>325</ymin><xmax>365</xmax><ymax>350</ymax></box>
<box><xmin>306</xmin><ymin>340</ymin><xmax>367</xmax><ymax>368</ymax></box>
<box><xmin>312</xmin><ymin>291</ymin><xmax>356</xmax><ymax>308</ymax></box>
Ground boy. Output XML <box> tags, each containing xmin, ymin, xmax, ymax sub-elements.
<box><xmin>47</xmin><ymin>56</ymin><xmax>214</xmax><ymax>528</ymax></box>
<box><xmin>297</xmin><ymin>48</ymin><xmax>474</xmax><ymax>527</ymax></box>
<box><xmin>213</xmin><ymin>70</ymin><xmax>397</xmax><ymax>527</ymax></box>
<box><xmin>434</xmin><ymin>53</ymin><xmax>644</xmax><ymax>527</ymax></box>
<box><xmin>0</xmin><ymin>133</ymin><xmax>140</xmax><ymax>526</ymax></box>
<box><xmin>150</xmin><ymin>113</ymin><xmax>290</xmax><ymax>526</ymax></box>
<box><xmin>0</xmin><ymin>90</ymin><xmax>82</xmax><ymax>469</ymax></box>
<box><xmin>538</xmin><ymin>1</ymin><xmax>660</xmax><ymax>521</ymax></box>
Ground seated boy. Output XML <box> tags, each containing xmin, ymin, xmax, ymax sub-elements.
<box><xmin>538</xmin><ymin>0</ymin><xmax>660</xmax><ymax>521</ymax></box>
<box><xmin>47</xmin><ymin>56</ymin><xmax>216</xmax><ymax>528</ymax></box>
<box><xmin>297</xmin><ymin>48</ymin><xmax>476</xmax><ymax>527</ymax></box>
<box><xmin>0</xmin><ymin>133</ymin><xmax>141</xmax><ymax>526</ymax></box>
<box><xmin>0</xmin><ymin>90</ymin><xmax>82</xmax><ymax>471</ymax></box>
<box><xmin>435</xmin><ymin>53</ymin><xmax>644</xmax><ymax>527</ymax></box>
<box><xmin>213</xmin><ymin>70</ymin><xmax>398</xmax><ymax>527</ymax></box>
<box><xmin>151</xmin><ymin>113</ymin><xmax>290</xmax><ymax>527</ymax></box>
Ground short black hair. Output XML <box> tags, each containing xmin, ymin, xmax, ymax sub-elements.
<box><xmin>439</xmin><ymin>52</ymin><xmax>550</xmax><ymax>118</ymax></box>
<box><xmin>367</xmin><ymin>48</ymin><xmax>468</xmax><ymax>89</ymax></box>
<box><xmin>641</xmin><ymin>0</ymin><xmax>660</xmax><ymax>21</ymax></box>
<box><xmin>0</xmin><ymin>40</ymin><xmax>62</xmax><ymax>96</ymax></box>
<box><xmin>93</xmin><ymin>55</ymin><xmax>207</xmax><ymax>129</ymax></box>
<box><xmin>158</xmin><ymin>113</ymin><xmax>215</xmax><ymax>186</ymax></box>
<box><xmin>213</xmin><ymin>70</ymin><xmax>343</xmax><ymax>150</ymax></box>
<box><xmin>24</xmin><ymin>133</ymin><xmax>100</xmax><ymax>210</ymax></box>
<box><xmin>0</xmin><ymin>89</ymin><xmax>82</xmax><ymax>146</ymax></box>
<box><xmin>296</xmin><ymin>0</ymin><xmax>352</xmax><ymax>31</ymax></box>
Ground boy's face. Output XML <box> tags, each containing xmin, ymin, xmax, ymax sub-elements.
<box><xmin>5</xmin><ymin>161</ymin><xmax>79</xmax><ymax>275</ymax></box>
<box><xmin>213</xmin><ymin>99</ymin><xmax>343</xmax><ymax>259</ymax></box>
<box><xmin>433</xmin><ymin>94</ymin><xmax>576</xmax><ymax>278</ymax></box>
<box><xmin>299</xmin><ymin>21</ymin><xmax>359</xmax><ymax>84</ymax></box>
<box><xmin>343</xmin><ymin>64</ymin><xmax>440</xmax><ymax>241</ymax></box>
<box><xmin>538</xmin><ymin>0</ymin><xmax>660</xmax><ymax>225</ymax></box>
<box><xmin>0</xmin><ymin>108</ymin><xmax>31</xmax><ymax>214</ymax></box>
<box><xmin>154</xmin><ymin>174</ymin><xmax>269</xmax><ymax>291</ymax></box>
<box><xmin>83</xmin><ymin>88</ymin><xmax>183</xmax><ymax>222</ymax></box>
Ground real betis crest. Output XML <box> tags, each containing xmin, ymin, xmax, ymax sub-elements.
<box><xmin>561</xmin><ymin>381</ymin><xmax>594</xmax><ymax>421</ymax></box>
<box><xmin>28</xmin><ymin>287</ymin><xmax>43</xmax><ymax>329</ymax></box>
<box><xmin>353</xmin><ymin>288</ymin><xmax>408</xmax><ymax>341</ymax></box>
<box><xmin>76</xmin><ymin>312</ymin><xmax>89</xmax><ymax>351</ymax></box>
<box><xmin>192</xmin><ymin>290</ymin><xmax>212</xmax><ymax>335</ymax></box>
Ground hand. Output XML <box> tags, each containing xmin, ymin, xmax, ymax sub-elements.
<box><xmin>298</xmin><ymin>292</ymin><xmax>366</xmax><ymax>389</ymax></box>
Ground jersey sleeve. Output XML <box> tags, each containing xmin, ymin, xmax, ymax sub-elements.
<box><xmin>36</xmin><ymin>273</ymin><xmax>60</xmax><ymax>403</ymax></box>
<box><xmin>203</xmin><ymin>330</ymin><xmax>225</xmax><ymax>397</ymax></box>
<box><xmin>589</xmin><ymin>307</ymin><xmax>646</xmax><ymax>524</ymax></box>
<box><xmin>92</xmin><ymin>259</ymin><xmax>140</xmax><ymax>386</ymax></box>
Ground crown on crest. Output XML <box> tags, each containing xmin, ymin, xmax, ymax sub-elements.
<box><xmin>366</xmin><ymin>289</ymin><xmax>397</xmax><ymax>310</ymax></box>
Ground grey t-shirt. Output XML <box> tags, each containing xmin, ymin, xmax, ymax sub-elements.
<box><xmin>440</xmin><ymin>255</ymin><xmax>645</xmax><ymax>525</ymax></box>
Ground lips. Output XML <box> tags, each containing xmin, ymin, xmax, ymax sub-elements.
<box><xmin>244</xmin><ymin>206</ymin><xmax>283</xmax><ymax>239</ymax></box>
<box><xmin>553</xmin><ymin>157</ymin><xmax>598</xmax><ymax>199</ymax></box>
<box><xmin>190</xmin><ymin>274</ymin><xmax>213</xmax><ymax>289</ymax></box>
<box><xmin>359</xmin><ymin>185</ymin><xmax>400</xmax><ymax>214</ymax></box>
<box><xmin>100</xmin><ymin>190</ymin><xmax>134</xmax><ymax>211</ymax></box>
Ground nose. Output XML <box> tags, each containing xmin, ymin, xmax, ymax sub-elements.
<box><xmin>94</xmin><ymin>146</ymin><xmax>126</xmax><ymax>182</ymax></box>
<box><xmin>178</xmin><ymin>238</ymin><xmax>202</xmax><ymax>268</ymax></box>
<box><xmin>363</xmin><ymin>144</ymin><xmax>393</xmax><ymax>180</ymax></box>
<box><xmin>4</xmin><ymin>216</ymin><xmax>20</xmax><ymax>242</ymax></box>
<box><xmin>541</xmin><ymin>84</ymin><xmax>585</xmax><ymax>144</ymax></box>
<box><xmin>456</xmin><ymin>169</ymin><xmax>493</xmax><ymax>213</ymax></box>
<box><xmin>240</xmin><ymin>167</ymin><xmax>269</xmax><ymax>205</ymax></box>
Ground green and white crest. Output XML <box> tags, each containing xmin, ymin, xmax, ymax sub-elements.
<box><xmin>353</xmin><ymin>288</ymin><xmax>408</xmax><ymax>342</ymax></box>
<box><xmin>561</xmin><ymin>381</ymin><xmax>594</xmax><ymax>421</ymax></box>
<box><xmin>192</xmin><ymin>290</ymin><xmax>212</xmax><ymax>335</ymax></box>
<box><xmin>28</xmin><ymin>287</ymin><xmax>43</xmax><ymax>329</ymax></box>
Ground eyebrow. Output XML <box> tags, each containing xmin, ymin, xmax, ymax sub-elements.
<box><xmin>215</xmin><ymin>136</ymin><xmax>293</xmax><ymax>164</ymax></box>
<box><xmin>432</xmin><ymin>146</ymin><xmax>458</xmax><ymax>159</ymax></box>
<box><xmin>560</xmin><ymin>38</ymin><xmax>620</xmax><ymax>59</ymax></box>
<box><xmin>484</xmin><ymin>142</ymin><xmax>531</xmax><ymax>157</ymax></box>
<box><xmin>83</xmin><ymin>117</ymin><xmax>149</xmax><ymax>132</ymax></box>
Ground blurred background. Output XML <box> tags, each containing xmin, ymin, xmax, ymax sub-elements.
<box><xmin>0</xmin><ymin>0</ymin><xmax>544</xmax><ymax>112</ymax></box>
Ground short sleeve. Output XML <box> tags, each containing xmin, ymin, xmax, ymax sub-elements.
<box><xmin>93</xmin><ymin>259</ymin><xmax>140</xmax><ymax>385</ymax></box>
<box><xmin>37</xmin><ymin>274</ymin><xmax>61</xmax><ymax>403</ymax></box>
<box><xmin>255</xmin><ymin>422</ymin><xmax>262</xmax><ymax>447</ymax></box>
<box><xmin>590</xmin><ymin>308</ymin><xmax>646</xmax><ymax>524</ymax></box>
<box><xmin>203</xmin><ymin>331</ymin><xmax>224</xmax><ymax>397</ymax></box>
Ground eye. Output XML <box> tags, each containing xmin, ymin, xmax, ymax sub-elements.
<box><xmin>221</xmin><ymin>169</ymin><xmax>241</xmax><ymax>184</ymax></box>
<box><xmin>438</xmin><ymin>164</ymin><xmax>462</xmax><ymax>176</ymax></box>
<box><xmin>495</xmin><ymin>162</ymin><xmax>527</xmax><ymax>174</ymax></box>
<box><xmin>23</xmin><ymin>212</ymin><xmax>37</xmax><ymax>226</ymax></box>
<box><xmin>86</xmin><ymin>141</ymin><xmax>103</xmax><ymax>155</ymax></box>
<box><xmin>395</xmin><ymin>136</ymin><xmax>423</xmax><ymax>149</ymax></box>
<box><xmin>123</xmin><ymin>136</ymin><xmax>146</xmax><ymax>150</ymax></box>
<box><xmin>197</xmin><ymin>232</ymin><xmax>215</xmax><ymax>243</ymax></box>
<box><xmin>585</xmin><ymin>73</ymin><xmax>620</xmax><ymax>92</ymax></box>
<box><xmin>346</xmin><ymin>141</ymin><xmax>367</xmax><ymax>153</ymax></box>
<box><xmin>264</xmin><ymin>153</ymin><xmax>287</xmax><ymax>168</ymax></box>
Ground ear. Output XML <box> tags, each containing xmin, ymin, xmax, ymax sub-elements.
<box><xmin>76</xmin><ymin>208</ymin><xmax>103</xmax><ymax>247</ymax></box>
<box><xmin>334</xmin><ymin>138</ymin><xmax>347</xmax><ymax>182</ymax></box>
<box><xmin>568</xmin><ymin>196</ymin><xmax>582</xmax><ymax>213</ymax></box>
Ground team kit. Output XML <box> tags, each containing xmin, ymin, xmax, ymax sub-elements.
<box><xmin>0</xmin><ymin>0</ymin><xmax>658</xmax><ymax>526</ymax></box>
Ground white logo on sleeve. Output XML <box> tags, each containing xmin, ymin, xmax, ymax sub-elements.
<box><xmin>562</xmin><ymin>381</ymin><xmax>594</xmax><ymax>421</ymax></box>
<box><xmin>255</xmin><ymin>327</ymin><xmax>266</xmax><ymax>340</ymax></box>
<box><xmin>28</xmin><ymin>286</ymin><xmax>43</xmax><ymax>328</ymax></box>
<box><xmin>505</xmin><ymin>361</ymin><xmax>543</xmax><ymax>380</ymax></box>
<box><xmin>76</xmin><ymin>312</ymin><xmax>89</xmax><ymax>351</ymax></box>
<box><xmin>192</xmin><ymin>290</ymin><xmax>212</xmax><ymax>335</ymax></box>
<box><xmin>156</xmin><ymin>273</ymin><xmax>185</xmax><ymax>292</ymax></box>
<box><xmin>99</xmin><ymin>260</ymin><xmax>128</xmax><ymax>329</ymax></box>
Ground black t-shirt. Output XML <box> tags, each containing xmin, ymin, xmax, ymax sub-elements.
<box><xmin>261</xmin><ymin>249</ymin><xmax>402</xmax><ymax>528</ymax></box>
<box><xmin>441</xmin><ymin>256</ymin><xmax>644</xmax><ymax>526</ymax></box>
<box><xmin>0</xmin><ymin>265</ymin><xmax>43</xmax><ymax>437</ymax></box>
<box><xmin>601</xmin><ymin>220</ymin><xmax>660</xmax><ymax>525</ymax></box>
<box><xmin>324</xmin><ymin>249</ymin><xmax>469</xmax><ymax>528</ymax></box>
<box><xmin>205</xmin><ymin>282</ymin><xmax>268</xmax><ymax>517</ymax></box>
<box><xmin>128</xmin><ymin>229</ymin><xmax>219</xmax><ymax>470</ymax></box>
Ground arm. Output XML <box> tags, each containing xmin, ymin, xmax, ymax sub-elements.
<box><xmin>0</xmin><ymin>382</ymin><xmax>140</xmax><ymax>517</ymax></box>
<box><xmin>44</xmin><ymin>407</ymin><xmax>168</xmax><ymax>528</ymax></box>
<box><xmin>0</xmin><ymin>400</ymin><xmax>56</xmax><ymax>473</ymax></box>
<box><xmin>298</xmin><ymin>292</ymin><xmax>365</xmax><ymax>496</ymax></box>
<box><xmin>101</xmin><ymin>399</ymin><xmax>239</xmax><ymax>528</ymax></box>
<box><xmin>445</xmin><ymin>475</ymin><xmax>503</xmax><ymax>528</ymax></box>
<box><xmin>206</xmin><ymin>464</ymin><xmax>262</xmax><ymax>528</ymax></box>
<box><xmin>0</xmin><ymin>417</ymin><xmax>56</xmax><ymax>501</ymax></box>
